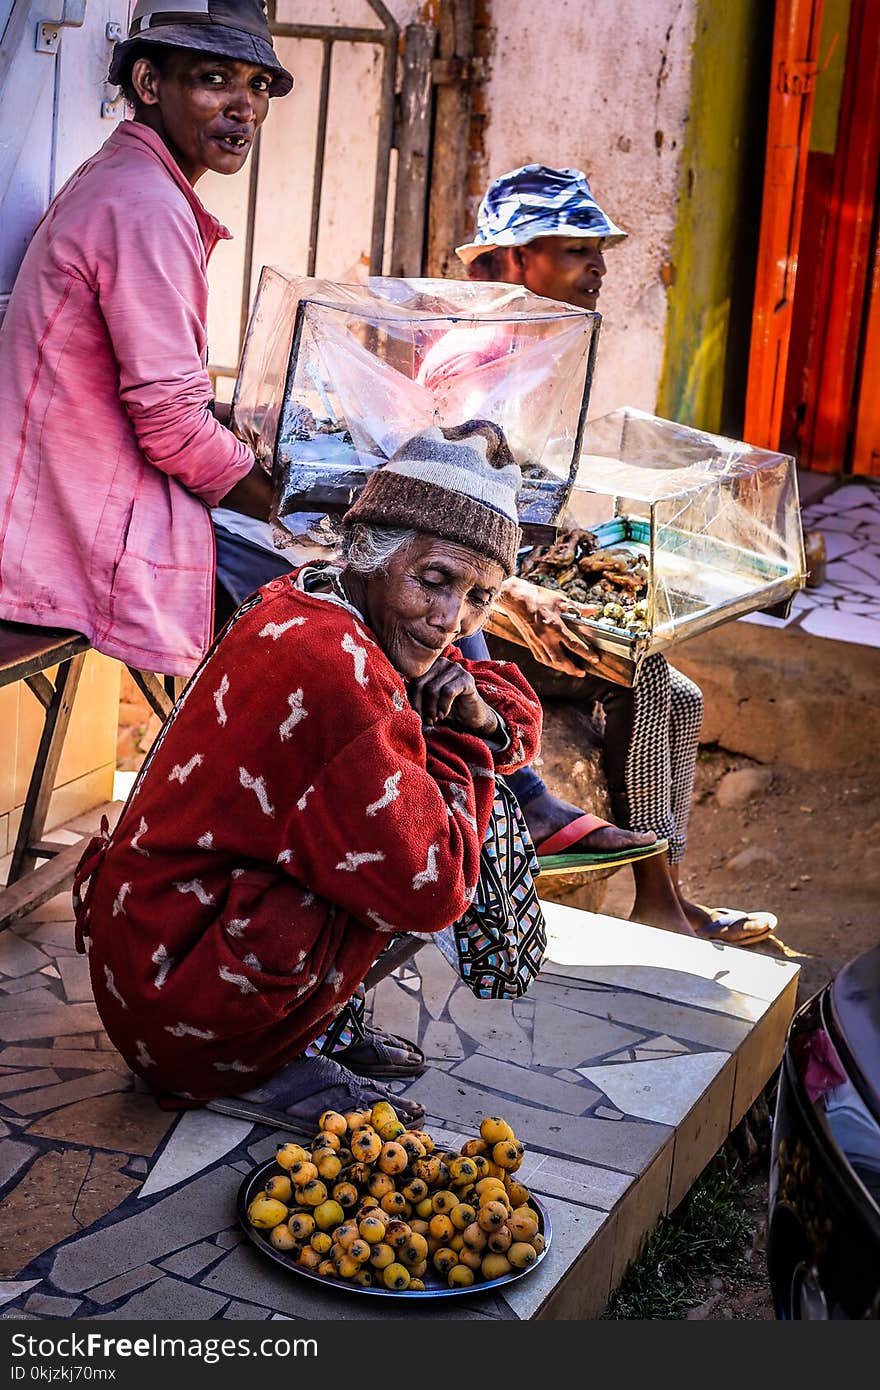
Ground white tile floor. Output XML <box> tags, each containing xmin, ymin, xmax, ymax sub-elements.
<box><xmin>743</xmin><ymin>474</ymin><xmax>880</xmax><ymax>648</ymax></box>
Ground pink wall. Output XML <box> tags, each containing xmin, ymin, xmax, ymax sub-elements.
<box><xmin>478</xmin><ymin>0</ymin><xmax>698</xmax><ymax>419</ymax></box>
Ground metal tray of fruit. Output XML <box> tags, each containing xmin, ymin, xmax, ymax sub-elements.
<box><xmin>237</xmin><ymin>1157</ymin><xmax>551</xmax><ymax>1300</ymax></box>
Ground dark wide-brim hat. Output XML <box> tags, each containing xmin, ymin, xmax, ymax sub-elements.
<box><xmin>108</xmin><ymin>1</ymin><xmax>294</xmax><ymax>98</ymax></box>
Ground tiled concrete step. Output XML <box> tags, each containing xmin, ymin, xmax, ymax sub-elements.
<box><xmin>368</xmin><ymin>902</ymin><xmax>798</xmax><ymax>1320</ymax></box>
<box><xmin>0</xmin><ymin>897</ymin><xmax>796</xmax><ymax>1322</ymax></box>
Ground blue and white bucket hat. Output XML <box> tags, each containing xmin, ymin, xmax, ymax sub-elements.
<box><xmin>456</xmin><ymin>163</ymin><xmax>626</xmax><ymax>265</ymax></box>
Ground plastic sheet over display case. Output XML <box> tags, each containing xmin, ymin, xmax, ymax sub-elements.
<box><xmin>231</xmin><ymin>271</ymin><xmax>600</xmax><ymax>542</ymax></box>
<box><xmin>519</xmin><ymin>408</ymin><xmax>807</xmax><ymax>685</ymax></box>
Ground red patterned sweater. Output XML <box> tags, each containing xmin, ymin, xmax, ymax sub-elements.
<box><xmin>78</xmin><ymin>571</ymin><xmax>542</xmax><ymax>1100</ymax></box>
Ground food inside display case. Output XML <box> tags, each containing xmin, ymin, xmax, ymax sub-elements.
<box><xmin>512</xmin><ymin>408</ymin><xmax>807</xmax><ymax>686</ymax></box>
<box><xmin>519</xmin><ymin>527</ymin><xmax>650</xmax><ymax>631</ymax></box>
<box><xmin>230</xmin><ymin>276</ymin><xmax>805</xmax><ymax>689</ymax></box>
<box><xmin>231</xmin><ymin>269</ymin><xmax>600</xmax><ymax>540</ymax></box>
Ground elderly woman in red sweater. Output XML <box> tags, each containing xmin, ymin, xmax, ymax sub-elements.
<box><xmin>73</xmin><ymin>421</ymin><xmax>543</xmax><ymax>1131</ymax></box>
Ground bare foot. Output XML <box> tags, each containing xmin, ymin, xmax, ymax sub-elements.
<box><xmin>680</xmin><ymin>897</ymin><xmax>714</xmax><ymax>932</ymax></box>
<box><xmin>522</xmin><ymin>791</ymin><xmax>657</xmax><ymax>853</ymax></box>
<box><xmin>675</xmin><ymin>878</ymin><xmax>778</xmax><ymax>945</ymax></box>
<box><xmin>585</xmin><ymin>823</ymin><xmax>658</xmax><ymax>852</ymax></box>
<box><xmin>631</xmin><ymin>896</ymin><xmax>697</xmax><ymax>936</ymax></box>
<box><xmin>669</xmin><ymin>866</ymin><xmax>718</xmax><ymax>932</ymax></box>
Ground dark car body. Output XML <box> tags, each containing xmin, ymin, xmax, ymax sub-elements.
<box><xmin>768</xmin><ymin>942</ymin><xmax>880</xmax><ymax>1319</ymax></box>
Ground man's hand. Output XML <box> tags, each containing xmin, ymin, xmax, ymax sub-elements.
<box><xmin>492</xmin><ymin>575</ymin><xmax>601</xmax><ymax>677</ymax></box>
<box><xmin>408</xmin><ymin>658</ymin><xmax>499</xmax><ymax>737</ymax></box>
<box><xmin>217</xmin><ymin>461</ymin><xmax>273</xmax><ymax>521</ymax></box>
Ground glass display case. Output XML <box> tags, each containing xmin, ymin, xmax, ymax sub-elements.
<box><xmin>231</xmin><ymin>270</ymin><xmax>601</xmax><ymax>538</ymax></box>
<box><xmin>515</xmin><ymin>407</ymin><xmax>807</xmax><ymax>685</ymax></box>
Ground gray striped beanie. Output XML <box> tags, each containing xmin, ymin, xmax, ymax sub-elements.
<box><xmin>343</xmin><ymin>420</ymin><xmax>522</xmax><ymax>575</ymax></box>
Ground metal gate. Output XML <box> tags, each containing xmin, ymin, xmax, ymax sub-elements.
<box><xmin>207</xmin><ymin>1</ymin><xmax>436</xmax><ymax>397</ymax></box>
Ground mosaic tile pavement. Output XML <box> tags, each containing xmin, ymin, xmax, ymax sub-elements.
<box><xmin>0</xmin><ymin>823</ymin><xmax>799</xmax><ymax>1321</ymax></box>
<box><xmin>743</xmin><ymin>476</ymin><xmax>880</xmax><ymax>647</ymax></box>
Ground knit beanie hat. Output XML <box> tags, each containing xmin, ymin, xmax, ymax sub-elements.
<box><xmin>343</xmin><ymin>419</ymin><xmax>522</xmax><ymax>575</ymax></box>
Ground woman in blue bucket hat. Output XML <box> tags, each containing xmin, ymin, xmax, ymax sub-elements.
<box><xmin>455</xmin><ymin>163</ymin><xmax>626</xmax><ymax>307</ymax></box>
<box><xmin>428</xmin><ymin>164</ymin><xmax>776</xmax><ymax>946</ymax></box>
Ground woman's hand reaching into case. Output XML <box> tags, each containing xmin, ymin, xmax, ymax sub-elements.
<box><xmin>408</xmin><ymin>658</ymin><xmax>500</xmax><ymax>737</ymax></box>
<box><xmin>491</xmin><ymin>575</ymin><xmax>601</xmax><ymax>677</ymax></box>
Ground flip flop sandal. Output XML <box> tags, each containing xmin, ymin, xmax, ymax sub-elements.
<box><xmin>335</xmin><ymin>1025</ymin><xmax>426</xmax><ymax>1079</ymax></box>
<box><xmin>694</xmin><ymin>906</ymin><xmax>777</xmax><ymax>947</ymax></box>
<box><xmin>536</xmin><ymin>813</ymin><xmax>669</xmax><ymax>878</ymax></box>
<box><xmin>202</xmin><ymin>1054</ymin><xmax>426</xmax><ymax>1134</ymax></box>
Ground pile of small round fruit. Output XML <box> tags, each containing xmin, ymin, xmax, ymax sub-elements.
<box><xmin>245</xmin><ymin>1102</ymin><xmax>546</xmax><ymax>1292</ymax></box>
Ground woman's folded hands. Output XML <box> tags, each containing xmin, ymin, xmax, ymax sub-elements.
<box><xmin>407</xmin><ymin>657</ymin><xmax>500</xmax><ymax>738</ymax></box>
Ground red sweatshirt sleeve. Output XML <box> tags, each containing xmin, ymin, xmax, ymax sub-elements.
<box><xmin>280</xmin><ymin>699</ymin><xmax>495</xmax><ymax>938</ymax></box>
<box><xmin>442</xmin><ymin>647</ymin><xmax>544</xmax><ymax>774</ymax></box>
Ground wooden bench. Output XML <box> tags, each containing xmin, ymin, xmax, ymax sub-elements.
<box><xmin>0</xmin><ymin>621</ymin><xmax>179</xmax><ymax>931</ymax></box>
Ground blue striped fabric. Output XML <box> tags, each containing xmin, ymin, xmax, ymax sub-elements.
<box><xmin>456</xmin><ymin>163</ymin><xmax>626</xmax><ymax>263</ymax></box>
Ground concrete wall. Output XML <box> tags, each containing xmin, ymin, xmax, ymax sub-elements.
<box><xmin>657</xmin><ymin>0</ymin><xmax>772</xmax><ymax>436</ymax></box>
<box><xmin>673</xmin><ymin>620</ymin><xmax>880</xmax><ymax>774</ymax></box>
<box><xmin>478</xmin><ymin>1</ymin><xmax>771</xmax><ymax>435</ymax></box>
<box><xmin>478</xmin><ymin>0</ymin><xmax>698</xmax><ymax>420</ymax></box>
<box><xmin>0</xmin><ymin>653</ymin><xmax>120</xmax><ymax>857</ymax></box>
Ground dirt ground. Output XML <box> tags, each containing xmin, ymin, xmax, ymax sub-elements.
<box><xmin>675</xmin><ymin>1162</ymin><xmax>777</xmax><ymax>1322</ymax></box>
<box><xmin>599</xmin><ymin>745</ymin><xmax>879</xmax><ymax>1009</ymax></box>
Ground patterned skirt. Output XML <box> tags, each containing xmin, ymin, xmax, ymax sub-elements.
<box><xmin>312</xmin><ymin>779</ymin><xmax>547</xmax><ymax>1056</ymax></box>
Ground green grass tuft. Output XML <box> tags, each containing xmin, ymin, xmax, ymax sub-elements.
<box><xmin>604</xmin><ymin>1149</ymin><xmax>754</xmax><ymax>1319</ymax></box>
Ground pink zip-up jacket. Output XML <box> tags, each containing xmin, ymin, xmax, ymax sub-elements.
<box><xmin>0</xmin><ymin>121</ymin><xmax>254</xmax><ymax>676</ymax></box>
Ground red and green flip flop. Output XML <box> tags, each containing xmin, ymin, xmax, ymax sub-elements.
<box><xmin>535</xmin><ymin>813</ymin><xmax>669</xmax><ymax>878</ymax></box>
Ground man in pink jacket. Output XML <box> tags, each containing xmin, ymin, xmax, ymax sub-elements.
<box><xmin>0</xmin><ymin>1</ymin><xmax>293</xmax><ymax>677</ymax></box>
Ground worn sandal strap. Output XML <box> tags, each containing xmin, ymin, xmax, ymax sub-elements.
<box><xmin>536</xmin><ymin>813</ymin><xmax>611</xmax><ymax>857</ymax></box>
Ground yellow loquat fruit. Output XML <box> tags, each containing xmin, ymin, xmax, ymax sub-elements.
<box><xmin>369</xmin><ymin>1242</ymin><xmax>395</xmax><ymax>1270</ymax></box>
<box><xmin>479</xmin><ymin>1116</ymin><xmax>515</xmax><ymax>1145</ymax></box>
<box><xmin>275</xmin><ymin>1143</ymin><xmax>309</xmax><ymax>1170</ymax></box>
<box><xmin>507</xmin><ymin>1241</ymin><xmax>538</xmax><ymax>1269</ymax></box>
<box><xmin>383</xmin><ymin>1262</ymin><xmax>411</xmax><ymax>1291</ymax></box>
<box><xmin>247</xmin><ymin>1197</ymin><xmax>288</xmax><ymax>1230</ymax></box>
<box><xmin>269</xmin><ymin>1224</ymin><xmax>297</xmax><ymax>1251</ymax></box>
<box><xmin>481</xmin><ymin>1252</ymin><xmax>512</xmax><ymax>1280</ymax></box>
<box><xmin>318</xmin><ymin>1110</ymin><xmax>347</xmax><ymax>1136</ymax></box>
<box><xmin>263</xmin><ymin>1175</ymin><xmax>293</xmax><ymax>1203</ymax></box>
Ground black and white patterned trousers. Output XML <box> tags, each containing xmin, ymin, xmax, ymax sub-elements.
<box><xmin>582</xmin><ymin>655</ymin><xmax>703</xmax><ymax>864</ymax></box>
